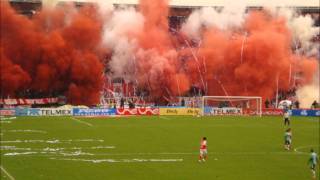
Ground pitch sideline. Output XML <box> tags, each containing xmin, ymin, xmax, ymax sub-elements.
<box><xmin>71</xmin><ymin>117</ymin><xmax>93</xmax><ymax>127</ymax></box>
<box><xmin>0</xmin><ymin>165</ymin><xmax>16</xmax><ymax>180</ymax></box>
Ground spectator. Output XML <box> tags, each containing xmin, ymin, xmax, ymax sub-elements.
<box><xmin>113</xmin><ymin>99</ymin><xmax>116</xmax><ymax>109</ymax></box>
<box><xmin>128</xmin><ymin>99</ymin><xmax>135</xmax><ymax>109</ymax></box>
<box><xmin>265</xmin><ymin>99</ymin><xmax>270</xmax><ymax>108</ymax></box>
<box><xmin>120</xmin><ymin>97</ymin><xmax>124</xmax><ymax>108</ymax></box>
<box><xmin>311</xmin><ymin>100</ymin><xmax>319</xmax><ymax>109</ymax></box>
<box><xmin>181</xmin><ymin>98</ymin><xmax>185</xmax><ymax>107</ymax></box>
<box><xmin>294</xmin><ymin>101</ymin><xmax>300</xmax><ymax>109</ymax></box>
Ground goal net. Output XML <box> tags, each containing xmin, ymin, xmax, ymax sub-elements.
<box><xmin>201</xmin><ymin>96</ymin><xmax>262</xmax><ymax>117</ymax></box>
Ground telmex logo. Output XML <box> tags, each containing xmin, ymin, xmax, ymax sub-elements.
<box><xmin>41</xmin><ymin>109</ymin><xmax>71</xmax><ymax>115</ymax></box>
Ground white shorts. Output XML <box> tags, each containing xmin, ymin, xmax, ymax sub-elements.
<box><xmin>200</xmin><ymin>149</ymin><xmax>207</xmax><ymax>156</ymax></box>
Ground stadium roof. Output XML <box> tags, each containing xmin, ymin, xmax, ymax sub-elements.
<box><xmin>11</xmin><ymin>0</ymin><xmax>319</xmax><ymax>8</ymax></box>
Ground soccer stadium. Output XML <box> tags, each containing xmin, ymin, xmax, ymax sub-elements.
<box><xmin>0</xmin><ymin>0</ymin><xmax>319</xmax><ymax>179</ymax></box>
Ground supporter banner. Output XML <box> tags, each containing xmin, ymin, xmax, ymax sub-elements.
<box><xmin>204</xmin><ymin>107</ymin><xmax>242</xmax><ymax>115</ymax></box>
<box><xmin>116</xmin><ymin>108</ymin><xmax>159</xmax><ymax>115</ymax></box>
<box><xmin>73</xmin><ymin>108</ymin><xmax>116</xmax><ymax>116</ymax></box>
<box><xmin>0</xmin><ymin>109</ymin><xmax>15</xmax><ymax>116</ymax></box>
<box><xmin>159</xmin><ymin>108</ymin><xmax>200</xmax><ymax>115</ymax></box>
<box><xmin>15</xmin><ymin>108</ymin><xmax>72</xmax><ymax>116</ymax></box>
<box><xmin>289</xmin><ymin>109</ymin><xmax>320</xmax><ymax>117</ymax></box>
<box><xmin>0</xmin><ymin>98</ymin><xmax>59</xmax><ymax>105</ymax></box>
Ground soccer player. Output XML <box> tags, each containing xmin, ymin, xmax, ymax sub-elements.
<box><xmin>283</xmin><ymin>110</ymin><xmax>290</xmax><ymax>126</ymax></box>
<box><xmin>199</xmin><ymin>137</ymin><xmax>208</xmax><ymax>162</ymax></box>
<box><xmin>309</xmin><ymin>149</ymin><xmax>318</xmax><ymax>179</ymax></box>
<box><xmin>284</xmin><ymin>128</ymin><xmax>292</xmax><ymax>150</ymax></box>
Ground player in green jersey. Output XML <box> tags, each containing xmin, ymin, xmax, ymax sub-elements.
<box><xmin>284</xmin><ymin>128</ymin><xmax>292</xmax><ymax>150</ymax></box>
<box><xmin>309</xmin><ymin>149</ymin><xmax>318</xmax><ymax>179</ymax></box>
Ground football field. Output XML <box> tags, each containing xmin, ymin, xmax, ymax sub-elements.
<box><xmin>0</xmin><ymin>115</ymin><xmax>319</xmax><ymax>180</ymax></box>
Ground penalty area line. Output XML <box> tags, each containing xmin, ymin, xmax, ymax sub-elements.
<box><xmin>159</xmin><ymin>116</ymin><xmax>170</xmax><ymax>120</ymax></box>
<box><xmin>294</xmin><ymin>145</ymin><xmax>319</xmax><ymax>154</ymax></box>
<box><xmin>0</xmin><ymin>165</ymin><xmax>15</xmax><ymax>180</ymax></box>
<box><xmin>71</xmin><ymin>117</ymin><xmax>93</xmax><ymax>127</ymax></box>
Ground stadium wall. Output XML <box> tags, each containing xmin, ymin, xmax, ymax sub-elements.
<box><xmin>1</xmin><ymin>108</ymin><xmax>319</xmax><ymax>117</ymax></box>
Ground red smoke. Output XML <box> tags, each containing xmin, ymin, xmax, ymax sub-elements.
<box><xmin>1</xmin><ymin>1</ymin><xmax>105</xmax><ymax>105</ymax></box>
<box><xmin>1</xmin><ymin>0</ymin><xmax>318</xmax><ymax>105</ymax></box>
<box><xmin>136</xmin><ymin>0</ymin><xmax>190</xmax><ymax>99</ymax></box>
<box><xmin>192</xmin><ymin>11</ymin><xmax>318</xmax><ymax>99</ymax></box>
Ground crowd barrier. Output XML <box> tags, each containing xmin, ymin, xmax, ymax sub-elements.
<box><xmin>117</xmin><ymin>108</ymin><xmax>159</xmax><ymax>115</ymax></box>
<box><xmin>15</xmin><ymin>108</ymin><xmax>72</xmax><ymax>116</ymax></box>
<box><xmin>73</xmin><ymin>108</ymin><xmax>116</xmax><ymax>116</ymax></box>
<box><xmin>159</xmin><ymin>108</ymin><xmax>200</xmax><ymax>115</ymax></box>
<box><xmin>289</xmin><ymin>109</ymin><xmax>320</xmax><ymax>117</ymax></box>
<box><xmin>0</xmin><ymin>109</ymin><xmax>15</xmax><ymax>116</ymax></box>
<box><xmin>1</xmin><ymin>107</ymin><xmax>319</xmax><ymax>117</ymax></box>
<box><xmin>261</xmin><ymin>109</ymin><xmax>283</xmax><ymax>115</ymax></box>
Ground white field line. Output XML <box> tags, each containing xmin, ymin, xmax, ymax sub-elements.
<box><xmin>50</xmin><ymin>157</ymin><xmax>183</xmax><ymax>163</ymax></box>
<box><xmin>76</xmin><ymin>151</ymin><xmax>308</xmax><ymax>156</ymax></box>
<box><xmin>294</xmin><ymin>145</ymin><xmax>319</xmax><ymax>154</ymax></box>
<box><xmin>0</xmin><ymin>165</ymin><xmax>16</xmax><ymax>180</ymax></box>
<box><xmin>2</xmin><ymin>151</ymin><xmax>308</xmax><ymax>157</ymax></box>
<box><xmin>71</xmin><ymin>117</ymin><xmax>93</xmax><ymax>127</ymax></box>
<box><xmin>4</xmin><ymin>151</ymin><xmax>94</xmax><ymax>156</ymax></box>
<box><xmin>1</xmin><ymin>146</ymin><xmax>115</xmax><ymax>151</ymax></box>
<box><xmin>3</xmin><ymin>130</ymin><xmax>47</xmax><ymax>134</ymax></box>
<box><xmin>159</xmin><ymin>116</ymin><xmax>170</xmax><ymax>120</ymax></box>
<box><xmin>0</xmin><ymin>117</ymin><xmax>16</xmax><ymax>121</ymax></box>
<box><xmin>0</xmin><ymin>121</ymin><xmax>12</xmax><ymax>124</ymax></box>
<box><xmin>0</xmin><ymin>139</ymin><xmax>104</xmax><ymax>144</ymax></box>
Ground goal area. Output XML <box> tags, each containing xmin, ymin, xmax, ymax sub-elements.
<box><xmin>201</xmin><ymin>96</ymin><xmax>262</xmax><ymax>117</ymax></box>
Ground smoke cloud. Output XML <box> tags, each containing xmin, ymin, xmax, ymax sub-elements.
<box><xmin>1</xmin><ymin>1</ymin><xmax>104</xmax><ymax>105</ymax></box>
<box><xmin>296</xmin><ymin>70</ymin><xmax>320</xmax><ymax>108</ymax></box>
<box><xmin>1</xmin><ymin>0</ymin><xmax>318</xmax><ymax>105</ymax></box>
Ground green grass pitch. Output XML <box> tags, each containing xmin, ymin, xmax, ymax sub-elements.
<box><xmin>0</xmin><ymin>115</ymin><xmax>319</xmax><ymax>180</ymax></box>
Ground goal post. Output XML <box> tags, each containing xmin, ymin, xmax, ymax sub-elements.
<box><xmin>201</xmin><ymin>96</ymin><xmax>262</xmax><ymax>117</ymax></box>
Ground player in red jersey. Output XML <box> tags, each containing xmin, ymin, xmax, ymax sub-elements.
<box><xmin>199</xmin><ymin>137</ymin><xmax>208</xmax><ymax>162</ymax></box>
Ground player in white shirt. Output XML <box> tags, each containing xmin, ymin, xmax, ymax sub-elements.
<box><xmin>199</xmin><ymin>137</ymin><xmax>208</xmax><ymax>162</ymax></box>
<box><xmin>283</xmin><ymin>111</ymin><xmax>290</xmax><ymax>126</ymax></box>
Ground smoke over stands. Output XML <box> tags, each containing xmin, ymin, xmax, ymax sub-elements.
<box><xmin>1</xmin><ymin>0</ymin><xmax>318</xmax><ymax>106</ymax></box>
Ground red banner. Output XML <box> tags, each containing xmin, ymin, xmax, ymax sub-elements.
<box><xmin>116</xmin><ymin>108</ymin><xmax>159</xmax><ymax>115</ymax></box>
<box><xmin>262</xmin><ymin>108</ymin><xmax>283</xmax><ymax>115</ymax></box>
<box><xmin>0</xmin><ymin>98</ymin><xmax>59</xmax><ymax>105</ymax></box>
<box><xmin>243</xmin><ymin>108</ymin><xmax>283</xmax><ymax>116</ymax></box>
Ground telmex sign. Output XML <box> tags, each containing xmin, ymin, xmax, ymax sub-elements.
<box><xmin>15</xmin><ymin>108</ymin><xmax>71</xmax><ymax>116</ymax></box>
<box><xmin>40</xmin><ymin>109</ymin><xmax>72</xmax><ymax>116</ymax></box>
<box><xmin>208</xmin><ymin>107</ymin><xmax>242</xmax><ymax>115</ymax></box>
